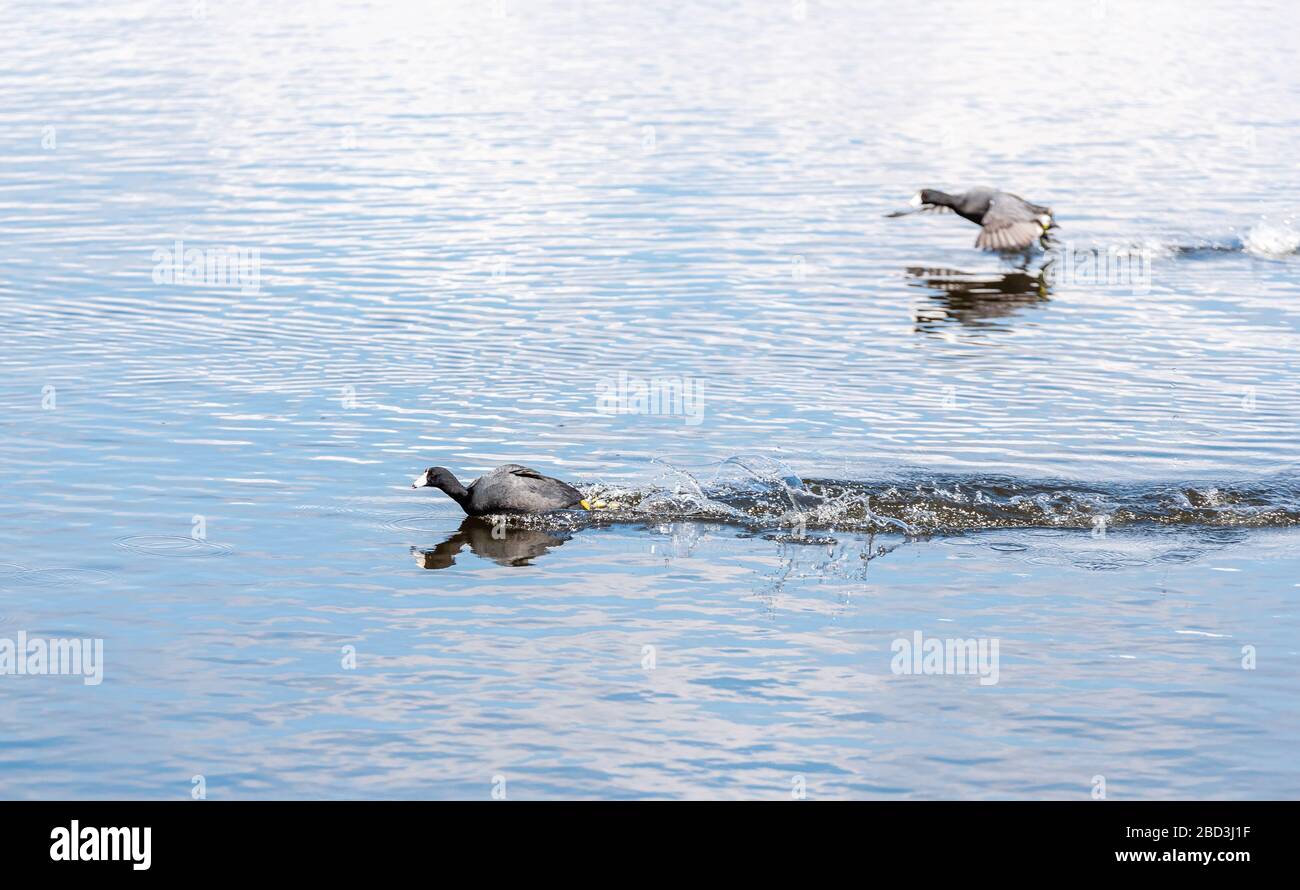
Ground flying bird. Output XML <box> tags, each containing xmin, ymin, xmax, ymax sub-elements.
<box><xmin>888</xmin><ymin>187</ymin><xmax>1055</xmax><ymax>251</ymax></box>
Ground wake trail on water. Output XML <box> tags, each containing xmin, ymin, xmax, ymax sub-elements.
<box><xmin>491</xmin><ymin>457</ymin><xmax>1300</xmax><ymax>536</ymax></box>
<box><xmin>1132</xmin><ymin>219</ymin><xmax>1300</xmax><ymax>259</ymax></box>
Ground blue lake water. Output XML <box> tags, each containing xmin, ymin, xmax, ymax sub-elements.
<box><xmin>1</xmin><ymin>0</ymin><xmax>1298</xmax><ymax>798</ymax></box>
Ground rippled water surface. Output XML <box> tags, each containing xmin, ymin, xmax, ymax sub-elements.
<box><xmin>2</xmin><ymin>0</ymin><xmax>1299</xmax><ymax>799</ymax></box>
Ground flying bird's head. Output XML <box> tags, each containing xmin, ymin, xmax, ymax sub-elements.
<box><xmin>886</xmin><ymin>189</ymin><xmax>944</xmax><ymax>219</ymax></box>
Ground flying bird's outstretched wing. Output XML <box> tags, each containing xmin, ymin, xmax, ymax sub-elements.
<box><xmin>975</xmin><ymin>193</ymin><xmax>1050</xmax><ymax>250</ymax></box>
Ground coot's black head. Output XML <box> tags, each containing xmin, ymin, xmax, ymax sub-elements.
<box><xmin>918</xmin><ymin>189</ymin><xmax>944</xmax><ymax>205</ymax></box>
<box><xmin>412</xmin><ymin>466</ymin><xmax>456</xmax><ymax>490</ymax></box>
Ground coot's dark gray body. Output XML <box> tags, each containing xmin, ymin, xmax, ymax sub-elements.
<box><xmin>412</xmin><ymin>464</ymin><xmax>585</xmax><ymax>516</ymax></box>
<box><xmin>890</xmin><ymin>187</ymin><xmax>1055</xmax><ymax>251</ymax></box>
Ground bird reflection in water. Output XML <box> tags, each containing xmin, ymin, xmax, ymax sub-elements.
<box><xmin>412</xmin><ymin>517</ymin><xmax>572</xmax><ymax>569</ymax></box>
<box><xmin>908</xmin><ymin>261</ymin><xmax>1053</xmax><ymax>331</ymax></box>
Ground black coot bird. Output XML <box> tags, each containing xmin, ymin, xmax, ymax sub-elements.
<box><xmin>412</xmin><ymin>464</ymin><xmax>594</xmax><ymax>516</ymax></box>
<box><xmin>889</xmin><ymin>187</ymin><xmax>1055</xmax><ymax>251</ymax></box>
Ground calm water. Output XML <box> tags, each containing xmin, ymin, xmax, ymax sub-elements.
<box><xmin>2</xmin><ymin>0</ymin><xmax>1298</xmax><ymax>799</ymax></box>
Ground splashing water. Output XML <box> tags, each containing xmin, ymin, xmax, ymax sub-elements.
<box><xmin>1241</xmin><ymin>220</ymin><xmax>1300</xmax><ymax>257</ymax></box>
<box><xmin>484</xmin><ymin>459</ymin><xmax>1300</xmax><ymax>536</ymax></box>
